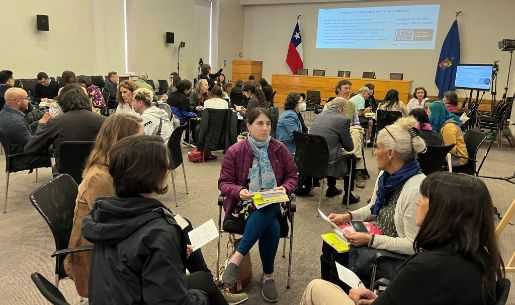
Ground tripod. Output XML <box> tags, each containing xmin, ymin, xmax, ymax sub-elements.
<box><xmin>501</xmin><ymin>50</ymin><xmax>513</xmax><ymax>101</ymax></box>
<box><xmin>177</xmin><ymin>41</ymin><xmax>186</xmax><ymax>75</ymax></box>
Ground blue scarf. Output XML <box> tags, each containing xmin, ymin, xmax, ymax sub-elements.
<box><xmin>247</xmin><ymin>135</ymin><xmax>277</xmax><ymax>192</ymax></box>
<box><xmin>370</xmin><ymin>160</ymin><xmax>421</xmax><ymax>215</ymax></box>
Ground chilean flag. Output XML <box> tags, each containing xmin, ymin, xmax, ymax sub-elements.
<box><xmin>286</xmin><ymin>22</ymin><xmax>304</xmax><ymax>74</ymax></box>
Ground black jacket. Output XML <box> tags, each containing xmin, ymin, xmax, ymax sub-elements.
<box><xmin>197</xmin><ymin>108</ymin><xmax>237</xmax><ymax>152</ymax></box>
<box><xmin>82</xmin><ymin>197</ymin><xmax>209</xmax><ymax>305</ymax></box>
<box><xmin>168</xmin><ymin>91</ymin><xmax>191</xmax><ymax>111</ymax></box>
<box><xmin>34</xmin><ymin>79</ymin><xmax>59</xmax><ymax>103</ymax></box>
<box><xmin>229</xmin><ymin>85</ymin><xmax>246</xmax><ymax>108</ymax></box>
<box><xmin>419</xmin><ymin>129</ymin><xmax>444</xmax><ymax>147</ymax></box>
<box><xmin>199</xmin><ymin>68</ymin><xmax>223</xmax><ymax>90</ymax></box>
<box><xmin>0</xmin><ymin>83</ymin><xmax>12</xmax><ymax>111</ymax></box>
<box><xmin>262</xmin><ymin>84</ymin><xmax>274</xmax><ymax>103</ymax></box>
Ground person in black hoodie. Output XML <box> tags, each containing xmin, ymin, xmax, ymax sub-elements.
<box><xmin>199</xmin><ymin>63</ymin><xmax>225</xmax><ymax>90</ymax></box>
<box><xmin>82</xmin><ymin>135</ymin><xmax>229</xmax><ymax>305</ymax></box>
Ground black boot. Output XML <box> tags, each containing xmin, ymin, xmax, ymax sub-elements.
<box><xmin>342</xmin><ymin>192</ymin><xmax>360</xmax><ymax>204</ymax></box>
<box><xmin>325</xmin><ymin>187</ymin><xmax>342</xmax><ymax>198</ymax></box>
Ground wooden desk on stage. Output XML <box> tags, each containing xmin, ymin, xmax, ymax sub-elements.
<box><xmin>271</xmin><ymin>74</ymin><xmax>412</xmax><ymax>108</ymax></box>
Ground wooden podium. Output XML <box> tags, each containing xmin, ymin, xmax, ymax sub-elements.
<box><xmin>231</xmin><ymin>60</ymin><xmax>263</xmax><ymax>83</ymax></box>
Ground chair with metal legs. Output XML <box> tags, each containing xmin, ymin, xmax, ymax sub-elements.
<box><xmin>167</xmin><ymin>125</ymin><xmax>189</xmax><ymax>207</ymax></box>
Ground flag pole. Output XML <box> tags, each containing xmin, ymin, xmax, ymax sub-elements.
<box><xmin>296</xmin><ymin>15</ymin><xmax>301</xmax><ymax>21</ymax></box>
<box><xmin>455</xmin><ymin>11</ymin><xmax>462</xmax><ymax>19</ymax></box>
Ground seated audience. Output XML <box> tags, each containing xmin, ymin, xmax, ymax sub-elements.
<box><xmin>349</xmin><ymin>86</ymin><xmax>371</xmax><ymax>117</ymax></box>
<box><xmin>0</xmin><ymin>88</ymin><xmax>51</xmax><ymax>170</ymax></box>
<box><xmin>406</xmin><ymin>87</ymin><xmax>429</xmax><ymax>113</ymax></box>
<box><xmin>77</xmin><ymin>75</ymin><xmax>106</xmax><ymax>108</ymax></box>
<box><xmin>0</xmin><ymin>70</ymin><xmax>15</xmax><ymax>110</ymax></box>
<box><xmin>410</xmin><ymin>108</ymin><xmax>443</xmax><ymax>146</ymax></box>
<box><xmin>115</xmin><ymin>80</ymin><xmax>138</xmax><ymax>114</ymax></box>
<box><xmin>219</xmin><ymin>108</ymin><xmax>297</xmax><ymax>303</ymax></box>
<box><xmin>34</xmin><ymin>72</ymin><xmax>59</xmax><ymax>104</ymax></box>
<box><xmin>428</xmin><ymin>101</ymin><xmax>468</xmax><ymax>166</ymax></box>
<box><xmin>310</xmin><ymin>98</ymin><xmax>358</xmax><ymax>203</ymax></box>
<box><xmin>237</xmin><ymin>81</ymin><xmax>267</xmax><ymax>115</ymax></box>
<box><xmin>321</xmin><ymin>117</ymin><xmax>426</xmax><ymax>288</ymax></box>
<box><xmin>82</xmin><ymin>135</ymin><xmax>230</xmax><ymax>305</ymax></box>
<box><xmin>189</xmin><ymin>78</ymin><xmax>209</xmax><ymax>115</ymax></box>
<box><xmin>133</xmin><ymin>72</ymin><xmax>154</xmax><ymax>91</ymax></box>
<box><xmin>131</xmin><ymin>88</ymin><xmax>173</xmax><ymax>144</ymax></box>
<box><xmin>259</xmin><ymin>78</ymin><xmax>274</xmax><ymax>103</ymax></box>
<box><xmin>229</xmin><ymin>80</ymin><xmax>246</xmax><ymax>108</ymax></box>
<box><xmin>298</xmin><ymin>93</ymin><xmax>308</xmax><ymax>133</ymax></box>
<box><xmin>25</xmin><ymin>85</ymin><xmax>106</xmax><ymax>167</ymax></box>
<box><xmin>442</xmin><ymin>91</ymin><xmax>461</xmax><ymax>114</ymax></box>
<box><xmin>199</xmin><ymin>63</ymin><xmax>224</xmax><ymax>90</ymax></box>
<box><xmin>168</xmin><ymin>80</ymin><xmax>197</xmax><ymax>125</ymax></box>
<box><xmin>248</xmin><ymin>74</ymin><xmax>255</xmax><ymax>81</ymax></box>
<box><xmin>276</xmin><ymin>93</ymin><xmax>304</xmax><ymax>155</ymax></box>
<box><xmin>103</xmin><ymin>71</ymin><xmax>119</xmax><ymax>98</ymax></box>
<box><xmin>378</xmin><ymin>89</ymin><xmax>408</xmax><ymax>116</ymax></box>
<box><xmin>363</xmin><ymin>83</ymin><xmax>377</xmax><ymax>144</ymax></box>
<box><xmin>301</xmin><ymin>172</ymin><xmax>504</xmax><ymax>305</ymax></box>
<box><xmin>216</xmin><ymin>73</ymin><xmax>228</xmax><ymax>92</ymax></box>
<box><xmin>58</xmin><ymin>70</ymin><xmax>77</xmax><ymax>94</ymax></box>
<box><xmin>204</xmin><ymin>86</ymin><xmax>229</xmax><ymax>109</ymax></box>
<box><xmin>166</xmin><ymin>72</ymin><xmax>181</xmax><ymax>96</ymax></box>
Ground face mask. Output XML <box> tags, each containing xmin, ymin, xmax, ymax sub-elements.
<box><xmin>298</xmin><ymin>102</ymin><xmax>307</xmax><ymax>112</ymax></box>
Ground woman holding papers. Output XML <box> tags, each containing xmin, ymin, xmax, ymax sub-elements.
<box><xmin>320</xmin><ymin>117</ymin><xmax>426</xmax><ymax>288</ymax></box>
<box><xmin>82</xmin><ymin>135</ymin><xmax>229</xmax><ymax>305</ymax></box>
<box><xmin>301</xmin><ymin>172</ymin><xmax>504</xmax><ymax>305</ymax></box>
<box><xmin>219</xmin><ymin>108</ymin><xmax>298</xmax><ymax>303</ymax></box>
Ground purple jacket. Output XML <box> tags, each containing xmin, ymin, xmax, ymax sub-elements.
<box><xmin>218</xmin><ymin>138</ymin><xmax>298</xmax><ymax>216</ymax></box>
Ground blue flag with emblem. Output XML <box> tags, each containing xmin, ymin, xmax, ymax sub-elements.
<box><xmin>435</xmin><ymin>20</ymin><xmax>460</xmax><ymax>98</ymax></box>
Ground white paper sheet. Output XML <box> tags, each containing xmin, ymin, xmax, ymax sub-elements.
<box><xmin>174</xmin><ymin>214</ymin><xmax>189</xmax><ymax>230</ymax></box>
<box><xmin>335</xmin><ymin>262</ymin><xmax>364</xmax><ymax>289</ymax></box>
<box><xmin>318</xmin><ymin>209</ymin><xmax>343</xmax><ymax>231</ymax></box>
<box><xmin>188</xmin><ymin>219</ymin><xmax>219</xmax><ymax>251</ymax></box>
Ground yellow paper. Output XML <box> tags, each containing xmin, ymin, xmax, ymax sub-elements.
<box><xmin>321</xmin><ymin>232</ymin><xmax>350</xmax><ymax>253</ymax></box>
<box><xmin>251</xmin><ymin>190</ymin><xmax>288</xmax><ymax>208</ymax></box>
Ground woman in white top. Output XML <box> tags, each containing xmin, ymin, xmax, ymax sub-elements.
<box><xmin>203</xmin><ymin>85</ymin><xmax>229</xmax><ymax>110</ymax></box>
<box><xmin>406</xmin><ymin>87</ymin><xmax>429</xmax><ymax>113</ymax></box>
<box><xmin>115</xmin><ymin>80</ymin><xmax>138</xmax><ymax>114</ymax></box>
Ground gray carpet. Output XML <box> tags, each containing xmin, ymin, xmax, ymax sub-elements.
<box><xmin>0</xmin><ymin>142</ymin><xmax>513</xmax><ymax>305</ymax></box>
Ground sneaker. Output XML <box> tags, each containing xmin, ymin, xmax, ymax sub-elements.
<box><xmin>342</xmin><ymin>192</ymin><xmax>360</xmax><ymax>205</ymax></box>
<box><xmin>325</xmin><ymin>187</ymin><xmax>342</xmax><ymax>198</ymax></box>
<box><xmin>261</xmin><ymin>275</ymin><xmax>278</xmax><ymax>303</ymax></box>
<box><xmin>355</xmin><ymin>173</ymin><xmax>366</xmax><ymax>189</ymax></box>
<box><xmin>221</xmin><ymin>290</ymin><xmax>249</xmax><ymax>305</ymax></box>
<box><xmin>222</xmin><ymin>262</ymin><xmax>239</xmax><ymax>287</ymax></box>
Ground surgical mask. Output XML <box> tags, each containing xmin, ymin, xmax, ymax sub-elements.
<box><xmin>298</xmin><ymin>102</ymin><xmax>307</xmax><ymax>112</ymax></box>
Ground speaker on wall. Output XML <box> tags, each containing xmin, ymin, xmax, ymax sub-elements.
<box><xmin>37</xmin><ymin>15</ymin><xmax>49</xmax><ymax>31</ymax></box>
<box><xmin>166</xmin><ymin>32</ymin><xmax>174</xmax><ymax>44</ymax></box>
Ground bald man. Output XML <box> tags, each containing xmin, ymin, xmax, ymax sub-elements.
<box><xmin>0</xmin><ymin>88</ymin><xmax>51</xmax><ymax>171</ymax></box>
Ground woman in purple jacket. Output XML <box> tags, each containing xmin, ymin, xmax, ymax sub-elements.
<box><xmin>218</xmin><ymin>108</ymin><xmax>298</xmax><ymax>303</ymax></box>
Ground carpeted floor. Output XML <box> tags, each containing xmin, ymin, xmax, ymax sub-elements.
<box><xmin>0</xmin><ymin>142</ymin><xmax>513</xmax><ymax>305</ymax></box>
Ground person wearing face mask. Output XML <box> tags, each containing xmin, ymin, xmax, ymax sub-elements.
<box><xmin>219</xmin><ymin>108</ymin><xmax>298</xmax><ymax>303</ymax></box>
<box><xmin>276</xmin><ymin>93</ymin><xmax>306</xmax><ymax>155</ymax></box>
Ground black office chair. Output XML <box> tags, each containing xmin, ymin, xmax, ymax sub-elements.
<box><xmin>21</xmin><ymin>78</ymin><xmax>38</xmax><ymax>99</ymax></box>
<box><xmin>31</xmin><ymin>272</ymin><xmax>70</xmax><ymax>305</ymax></box>
<box><xmin>269</xmin><ymin>106</ymin><xmax>279</xmax><ymax>138</ymax></box>
<box><xmin>216</xmin><ymin>194</ymin><xmax>297</xmax><ymax>288</ymax></box>
<box><xmin>452</xmin><ymin>130</ymin><xmax>487</xmax><ymax>176</ymax></box>
<box><xmin>293</xmin><ymin>131</ymin><xmax>355</xmax><ymax>208</ymax></box>
<box><xmin>90</xmin><ymin>75</ymin><xmax>105</xmax><ymax>89</ymax></box>
<box><xmin>157</xmin><ymin>79</ymin><xmax>169</xmax><ymax>95</ymax></box>
<box><xmin>389</xmin><ymin>73</ymin><xmax>404</xmax><ymax>80</ymax></box>
<box><xmin>58</xmin><ymin>141</ymin><xmax>95</xmax><ymax>185</ymax></box>
<box><xmin>30</xmin><ymin>174</ymin><xmax>93</xmax><ymax>287</ymax></box>
<box><xmin>269</xmin><ymin>91</ymin><xmax>277</xmax><ymax>107</ymax></box>
<box><xmin>296</xmin><ymin>68</ymin><xmax>308</xmax><ymax>75</ymax></box>
<box><xmin>313</xmin><ymin>69</ymin><xmax>326</xmax><ymax>76</ymax></box>
<box><xmin>146</xmin><ymin>79</ymin><xmax>156</xmax><ymax>90</ymax></box>
<box><xmin>0</xmin><ymin>130</ymin><xmax>51</xmax><ymax>213</ymax></box>
<box><xmin>479</xmin><ymin>98</ymin><xmax>513</xmax><ymax>148</ymax></box>
<box><xmin>362</xmin><ymin>72</ymin><xmax>376</xmax><ymax>79</ymax></box>
<box><xmin>371</xmin><ymin>110</ymin><xmax>403</xmax><ymax>156</ymax></box>
<box><xmin>493</xmin><ymin>278</ymin><xmax>511</xmax><ymax>305</ymax></box>
<box><xmin>337</xmin><ymin>70</ymin><xmax>351</xmax><ymax>77</ymax></box>
<box><xmin>167</xmin><ymin>125</ymin><xmax>189</xmax><ymax>207</ymax></box>
<box><xmin>56</xmin><ymin>76</ymin><xmax>64</xmax><ymax>88</ymax></box>
<box><xmin>417</xmin><ymin>144</ymin><xmax>455</xmax><ymax>175</ymax></box>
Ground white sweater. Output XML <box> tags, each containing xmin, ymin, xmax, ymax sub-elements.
<box><xmin>351</xmin><ymin>172</ymin><xmax>425</xmax><ymax>255</ymax></box>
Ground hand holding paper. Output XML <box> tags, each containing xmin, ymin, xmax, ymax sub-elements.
<box><xmin>335</xmin><ymin>262</ymin><xmax>364</xmax><ymax>289</ymax></box>
<box><xmin>187</xmin><ymin>219</ymin><xmax>219</xmax><ymax>251</ymax></box>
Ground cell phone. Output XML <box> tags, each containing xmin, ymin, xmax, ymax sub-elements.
<box><xmin>350</xmin><ymin>220</ymin><xmax>369</xmax><ymax>233</ymax></box>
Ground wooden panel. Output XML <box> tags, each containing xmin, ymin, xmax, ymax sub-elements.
<box><xmin>232</xmin><ymin>60</ymin><xmax>263</xmax><ymax>82</ymax></box>
<box><xmin>271</xmin><ymin>74</ymin><xmax>412</xmax><ymax>108</ymax></box>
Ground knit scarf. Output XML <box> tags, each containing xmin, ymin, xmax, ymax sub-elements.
<box><xmin>371</xmin><ymin>160</ymin><xmax>421</xmax><ymax>215</ymax></box>
<box><xmin>247</xmin><ymin>135</ymin><xmax>277</xmax><ymax>192</ymax></box>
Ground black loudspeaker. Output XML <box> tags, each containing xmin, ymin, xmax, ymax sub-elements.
<box><xmin>166</xmin><ymin>32</ymin><xmax>174</xmax><ymax>44</ymax></box>
<box><xmin>37</xmin><ymin>15</ymin><xmax>49</xmax><ymax>31</ymax></box>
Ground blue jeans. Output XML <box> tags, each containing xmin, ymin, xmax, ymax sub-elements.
<box><xmin>236</xmin><ymin>203</ymin><xmax>281</xmax><ymax>274</ymax></box>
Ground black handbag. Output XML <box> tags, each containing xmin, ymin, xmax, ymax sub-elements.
<box><xmin>348</xmin><ymin>246</ymin><xmax>407</xmax><ymax>285</ymax></box>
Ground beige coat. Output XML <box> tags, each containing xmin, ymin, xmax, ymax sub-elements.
<box><xmin>64</xmin><ymin>164</ymin><xmax>114</xmax><ymax>297</ymax></box>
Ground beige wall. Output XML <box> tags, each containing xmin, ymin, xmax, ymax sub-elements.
<box><xmin>215</xmin><ymin>0</ymin><xmax>245</xmax><ymax>81</ymax></box>
<box><xmin>242</xmin><ymin>0</ymin><xmax>515</xmax><ymax>99</ymax></box>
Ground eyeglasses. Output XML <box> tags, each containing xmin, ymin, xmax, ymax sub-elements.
<box><xmin>383</xmin><ymin>126</ymin><xmax>397</xmax><ymax>143</ymax></box>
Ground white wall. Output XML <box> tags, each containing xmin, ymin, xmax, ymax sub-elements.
<box><xmin>242</xmin><ymin>0</ymin><xmax>515</xmax><ymax>98</ymax></box>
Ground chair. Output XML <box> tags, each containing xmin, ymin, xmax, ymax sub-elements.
<box><xmin>417</xmin><ymin>144</ymin><xmax>455</xmax><ymax>175</ymax></box>
<box><xmin>215</xmin><ymin>194</ymin><xmax>297</xmax><ymax>288</ymax></box>
<box><xmin>389</xmin><ymin>73</ymin><xmax>404</xmax><ymax>80</ymax></box>
<box><xmin>146</xmin><ymin>79</ymin><xmax>156</xmax><ymax>90</ymax></box>
<box><xmin>21</xmin><ymin>78</ymin><xmax>38</xmax><ymax>98</ymax></box>
<box><xmin>30</xmin><ymin>174</ymin><xmax>93</xmax><ymax>287</ymax></box>
<box><xmin>269</xmin><ymin>91</ymin><xmax>276</xmax><ymax>107</ymax></box>
<box><xmin>14</xmin><ymin>79</ymin><xmax>23</xmax><ymax>88</ymax></box>
<box><xmin>370</xmin><ymin>251</ymin><xmax>409</xmax><ymax>289</ymax></box>
<box><xmin>31</xmin><ymin>272</ymin><xmax>70</xmax><ymax>305</ymax></box>
<box><xmin>197</xmin><ymin>109</ymin><xmax>238</xmax><ymax>155</ymax></box>
<box><xmin>296</xmin><ymin>68</ymin><xmax>308</xmax><ymax>75</ymax></box>
<box><xmin>305</xmin><ymin>90</ymin><xmax>322</xmax><ymax>121</ymax></box>
<box><xmin>362</xmin><ymin>71</ymin><xmax>376</xmax><ymax>79</ymax></box>
<box><xmin>167</xmin><ymin>125</ymin><xmax>189</xmax><ymax>207</ymax></box>
<box><xmin>58</xmin><ymin>141</ymin><xmax>95</xmax><ymax>185</ymax></box>
<box><xmin>313</xmin><ymin>69</ymin><xmax>326</xmax><ymax>76</ymax></box>
<box><xmin>452</xmin><ymin>130</ymin><xmax>487</xmax><ymax>176</ymax></box>
<box><xmin>293</xmin><ymin>131</ymin><xmax>355</xmax><ymax>208</ymax></box>
<box><xmin>495</xmin><ymin>199</ymin><xmax>515</xmax><ymax>274</ymax></box>
<box><xmin>157</xmin><ymin>79</ymin><xmax>169</xmax><ymax>95</ymax></box>
<box><xmin>480</xmin><ymin>97</ymin><xmax>513</xmax><ymax>148</ymax></box>
<box><xmin>90</xmin><ymin>75</ymin><xmax>105</xmax><ymax>89</ymax></box>
<box><xmin>337</xmin><ymin>70</ymin><xmax>351</xmax><ymax>77</ymax></box>
<box><xmin>0</xmin><ymin>130</ymin><xmax>50</xmax><ymax>213</ymax></box>
<box><xmin>371</xmin><ymin>110</ymin><xmax>403</xmax><ymax>156</ymax></box>
<box><xmin>493</xmin><ymin>278</ymin><xmax>511</xmax><ymax>305</ymax></box>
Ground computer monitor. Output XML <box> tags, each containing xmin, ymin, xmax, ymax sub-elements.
<box><xmin>454</xmin><ymin>64</ymin><xmax>493</xmax><ymax>91</ymax></box>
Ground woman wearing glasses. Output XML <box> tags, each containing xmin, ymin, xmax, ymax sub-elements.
<box><xmin>320</xmin><ymin>116</ymin><xmax>427</xmax><ymax>288</ymax></box>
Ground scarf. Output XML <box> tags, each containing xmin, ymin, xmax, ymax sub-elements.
<box><xmin>416</xmin><ymin>123</ymin><xmax>433</xmax><ymax>131</ymax></box>
<box><xmin>371</xmin><ymin>160</ymin><xmax>421</xmax><ymax>215</ymax></box>
<box><xmin>247</xmin><ymin>135</ymin><xmax>277</xmax><ymax>192</ymax></box>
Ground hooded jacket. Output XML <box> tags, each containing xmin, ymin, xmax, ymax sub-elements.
<box><xmin>141</xmin><ymin>106</ymin><xmax>174</xmax><ymax>144</ymax></box>
<box><xmin>82</xmin><ymin>197</ymin><xmax>208</xmax><ymax>305</ymax></box>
